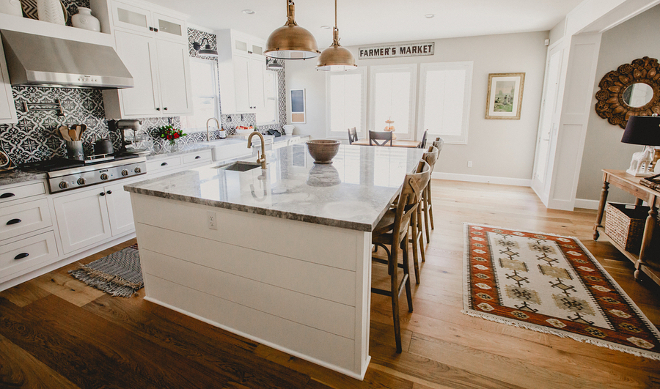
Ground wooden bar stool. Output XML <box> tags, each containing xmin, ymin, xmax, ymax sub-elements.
<box><xmin>372</xmin><ymin>160</ymin><xmax>431</xmax><ymax>353</ymax></box>
<box><xmin>421</xmin><ymin>146</ymin><xmax>439</xmax><ymax>247</ymax></box>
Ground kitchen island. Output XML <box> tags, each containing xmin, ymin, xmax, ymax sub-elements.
<box><xmin>124</xmin><ymin>144</ymin><xmax>425</xmax><ymax>380</ymax></box>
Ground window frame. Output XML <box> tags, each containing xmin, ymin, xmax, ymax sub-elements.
<box><xmin>181</xmin><ymin>57</ymin><xmax>219</xmax><ymax>133</ymax></box>
<box><xmin>417</xmin><ymin>61</ymin><xmax>473</xmax><ymax>144</ymax></box>
<box><xmin>369</xmin><ymin>64</ymin><xmax>418</xmax><ymax>140</ymax></box>
<box><xmin>325</xmin><ymin>66</ymin><xmax>367</xmax><ymax>139</ymax></box>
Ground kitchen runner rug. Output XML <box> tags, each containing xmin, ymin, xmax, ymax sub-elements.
<box><xmin>463</xmin><ymin>224</ymin><xmax>660</xmax><ymax>360</ymax></box>
<box><xmin>69</xmin><ymin>244</ymin><xmax>143</xmax><ymax>298</ymax></box>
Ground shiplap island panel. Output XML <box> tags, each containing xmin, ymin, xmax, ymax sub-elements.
<box><xmin>125</xmin><ymin>145</ymin><xmax>425</xmax><ymax>379</ymax></box>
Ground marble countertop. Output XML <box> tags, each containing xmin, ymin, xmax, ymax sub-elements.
<box><xmin>0</xmin><ymin>169</ymin><xmax>47</xmax><ymax>186</ymax></box>
<box><xmin>125</xmin><ymin>144</ymin><xmax>426</xmax><ymax>231</ymax></box>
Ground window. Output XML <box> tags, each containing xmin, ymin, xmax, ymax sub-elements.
<box><xmin>257</xmin><ymin>70</ymin><xmax>278</xmax><ymax>125</ymax></box>
<box><xmin>326</xmin><ymin>68</ymin><xmax>366</xmax><ymax>138</ymax></box>
<box><xmin>181</xmin><ymin>58</ymin><xmax>219</xmax><ymax>132</ymax></box>
<box><xmin>370</xmin><ymin>64</ymin><xmax>417</xmax><ymax>139</ymax></box>
<box><xmin>418</xmin><ymin>62</ymin><xmax>473</xmax><ymax>144</ymax></box>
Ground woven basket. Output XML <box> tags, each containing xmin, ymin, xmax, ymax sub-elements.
<box><xmin>604</xmin><ymin>203</ymin><xmax>648</xmax><ymax>254</ymax></box>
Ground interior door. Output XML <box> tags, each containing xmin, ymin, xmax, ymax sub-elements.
<box><xmin>115</xmin><ymin>30</ymin><xmax>161</xmax><ymax>117</ymax></box>
<box><xmin>105</xmin><ymin>183</ymin><xmax>135</xmax><ymax>237</ymax></box>
<box><xmin>156</xmin><ymin>39</ymin><xmax>192</xmax><ymax>115</ymax></box>
<box><xmin>54</xmin><ymin>188</ymin><xmax>111</xmax><ymax>254</ymax></box>
<box><xmin>532</xmin><ymin>46</ymin><xmax>564</xmax><ymax>198</ymax></box>
<box><xmin>233</xmin><ymin>54</ymin><xmax>251</xmax><ymax>112</ymax></box>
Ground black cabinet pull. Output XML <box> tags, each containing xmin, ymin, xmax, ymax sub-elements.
<box><xmin>154</xmin><ymin>28</ymin><xmax>159</xmax><ymax>32</ymax></box>
<box><xmin>149</xmin><ymin>26</ymin><xmax>154</xmax><ymax>31</ymax></box>
<box><xmin>14</xmin><ymin>253</ymin><xmax>29</xmax><ymax>260</ymax></box>
<box><xmin>161</xmin><ymin>162</ymin><xmax>168</xmax><ymax>166</ymax></box>
<box><xmin>195</xmin><ymin>156</ymin><xmax>201</xmax><ymax>159</ymax></box>
<box><xmin>106</xmin><ymin>190</ymin><xmax>112</xmax><ymax>195</ymax></box>
<box><xmin>0</xmin><ymin>193</ymin><xmax>15</xmax><ymax>199</ymax></box>
<box><xmin>156</xmin><ymin>107</ymin><xmax>160</xmax><ymax>111</ymax></box>
<box><xmin>6</xmin><ymin>218</ymin><xmax>21</xmax><ymax>225</ymax></box>
<box><xmin>163</xmin><ymin>107</ymin><xmax>168</xmax><ymax>111</ymax></box>
<box><xmin>100</xmin><ymin>192</ymin><xmax>105</xmax><ymax>196</ymax></box>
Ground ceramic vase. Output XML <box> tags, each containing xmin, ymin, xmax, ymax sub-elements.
<box><xmin>37</xmin><ymin>0</ymin><xmax>65</xmax><ymax>25</ymax></box>
<box><xmin>72</xmin><ymin>7</ymin><xmax>100</xmax><ymax>32</ymax></box>
<box><xmin>0</xmin><ymin>0</ymin><xmax>23</xmax><ymax>17</ymax></box>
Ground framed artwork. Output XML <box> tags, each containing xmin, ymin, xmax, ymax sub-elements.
<box><xmin>485</xmin><ymin>73</ymin><xmax>525</xmax><ymax>120</ymax></box>
<box><xmin>290</xmin><ymin>89</ymin><xmax>306</xmax><ymax>123</ymax></box>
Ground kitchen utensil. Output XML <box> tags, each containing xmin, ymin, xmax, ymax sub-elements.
<box><xmin>306</xmin><ymin>140</ymin><xmax>340</xmax><ymax>164</ymax></box>
<box><xmin>94</xmin><ymin>138</ymin><xmax>114</xmax><ymax>155</ymax></box>
<box><xmin>59</xmin><ymin>125</ymin><xmax>72</xmax><ymax>141</ymax></box>
<box><xmin>66</xmin><ymin>140</ymin><xmax>84</xmax><ymax>161</ymax></box>
<box><xmin>69</xmin><ymin>128</ymin><xmax>77</xmax><ymax>141</ymax></box>
<box><xmin>74</xmin><ymin>125</ymin><xmax>81</xmax><ymax>141</ymax></box>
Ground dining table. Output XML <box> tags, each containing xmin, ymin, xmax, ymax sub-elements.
<box><xmin>351</xmin><ymin>139</ymin><xmax>421</xmax><ymax>148</ymax></box>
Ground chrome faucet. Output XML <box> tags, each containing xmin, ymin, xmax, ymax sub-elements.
<box><xmin>247</xmin><ymin>131</ymin><xmax>267</xmax><ymax>169</ymax></box>
<box><xmin>206</xmin><ymin>118</ymin><xmax>220</xmax><ymax>142</ymax></box>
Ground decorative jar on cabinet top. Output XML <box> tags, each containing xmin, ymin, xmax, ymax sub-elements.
<box><xmin>37</xmin><ymin>0</ymin><xmax>66</xmax><ymax>25</ymax></box>
<box><xmin>0</xmin><ymin>0</ymin><xmax>23</xmax><ymax>17</ymax></box>
<box><xmin>72</xmin><ymin>7</ymin><xmax>101</xmax><ymax>32</ymax></box>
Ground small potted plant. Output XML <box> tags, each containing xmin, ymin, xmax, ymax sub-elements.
<box><xmin>155</xmin><ymin>125</ymin><xmax>186</xmax><ymax>150</ymax></box>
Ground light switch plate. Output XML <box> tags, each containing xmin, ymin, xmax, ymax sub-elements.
<box><xmin>207</xmin><ymin>211</ymin><xmax>217</xmax><ymax>230</ymax></box>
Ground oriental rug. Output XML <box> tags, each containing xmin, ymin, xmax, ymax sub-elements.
<box><xmin>463</xmin><ymin>224</ymin><xmax>660</xmax><ymax>360</ymax></box>
<box><xmin>69</xmin><ymin>244</ymin><xmax>143</xmax><ymax>298</ymax></box>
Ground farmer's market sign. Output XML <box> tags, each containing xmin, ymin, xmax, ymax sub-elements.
<box><xmin>358</xmin><ymin>42</ymin><xmax>434</xmax><ymax>59</ymax></box>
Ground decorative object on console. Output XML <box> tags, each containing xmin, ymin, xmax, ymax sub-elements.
<box><xmin>464</xmin><ymin>224</ymin><xmax>660</xmax><ymax>360</ymax></box>
<box><xmin>485</xmin><ymin>73</ymin><xmax>525</xmax><ymax>120</ymax></box>
<box><xmin>36</xmin><ymin>0</ymin><xmax>66</xmax><ymax>25</ymax></box>
<box><xmin>265</xmin><ymin>0</ymin><xmax>320</xmax><ymax>60</ymax></box>
<box><xmin>640</xmin><ymin>172</ymin><xmax>660</xmax><ymax>191</ymax></box>
<box><xmin>595</xmin><ymin>57</ymin><xmax>660</xmax><ymax>129</ymax></box>
<box><xmin>71</xmin><ymin>6</ymin><xmax>100</xmax><ymax>31</ymax></box>
<box><xmin>316</xmin><ymin>0</ymin><xmax>356</xmax><ymax>71</ymax></box>
<box><xmin>621</xmin><ymin>115</ymin><xmax>660</xmax><ymax>176</ymax></box>
<box><xmin>0</xmin><ymin>0</ymin><xmax>23</xmax><ymax>16</ymax></box>
<box><xmin>192</xmin><ymin>37</ymin><xmax>218</xmax><ymax>57</ymax></box>
<box><xmin>306</xmin><ymin>139</ymin><xmax>340</xmax><ymax>164</ymax></box>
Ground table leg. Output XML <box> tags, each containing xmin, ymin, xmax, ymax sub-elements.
<box><xmin>635</xmin><ymin>204</ymin><xmax>658</xmax><ymax>281</ymax></box>
<box><xmin>635</xmin><ymin>198</ymin><xmax>644</xmax><ymax>206</ymax></box>
<box><xmin>594</xmin><ymin>180</ymin><xmax>609</xmax><ymax>240</ymax></box>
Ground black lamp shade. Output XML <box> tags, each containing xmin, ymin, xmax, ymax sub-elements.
<box><xmin>621</xmin><ymin>115</ymin><xmax>660</xmax><ymax>146</ymax></box>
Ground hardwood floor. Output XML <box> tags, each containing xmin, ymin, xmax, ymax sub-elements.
<box><xmin>1</xmin><ymin>180</ymin><xmax>659</xmax><ymax>388</ymax></box>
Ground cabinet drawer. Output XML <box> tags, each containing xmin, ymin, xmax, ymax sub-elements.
<box><xmin>182</xmin><ymin>150</ymin><xmax>212</xmax><ymax>165</ymax></box>
<box><xmin>0</xmin><ymin>182</ymin><xmax>46</xmax><ymax>205</ymax></box>
<box><xmin>0</xmin><ymin>198</ymin><xmax>52</xmax><ymax>241</ymax></box>
<box><xmin>146</xmin><ymin>156</ymin><xmax>182</xmax><ymax>173</ymax></box>
<box><xmin>0</xmin><ymin>231</ymin><xmax>58</xmax><ymax>281</ymax></box>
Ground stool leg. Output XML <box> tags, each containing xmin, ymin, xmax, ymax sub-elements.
<box><xmin>410</xmin><ymin>212</ymin><xmax>420</xmax><ymax>284</ymax></box>
<box><xmin>390</xmin><ymin>242</ymin><xmax>402</xmax><ymax>353</ymax></box>
<box><xmin>423</xmin><ymin>191</ymin><xmax>431</xmax><ymax>244</ymax></box>
<box><xmin>418</xmin><ymin>207</ymin><xmax>426</xmax><ymax>263</ymax></box>
<box><xmin>403</xmin><ymin>231</ymin><xmax>413</xmax><ymax>313</ymax></box>
<box><xmin>428</xmin><ymin>185</ymin><xmax>435</xmax><ymax>230</ymax></box>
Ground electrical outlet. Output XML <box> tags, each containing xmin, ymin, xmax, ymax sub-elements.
<box><xmin>467</xmin><ymin>161</ymin><xmax>473</xmax><ymax>168</ymax></box>
<box><xmin>207</xmin><ymin>211</ymin><xmax>217</xmax><ymax>230</ymax></box>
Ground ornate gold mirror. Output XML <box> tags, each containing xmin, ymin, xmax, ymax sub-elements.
<box><xmin>595</xmin><ymin>56</ymin><xmax>660</xmax><ymax>129</ymax></box>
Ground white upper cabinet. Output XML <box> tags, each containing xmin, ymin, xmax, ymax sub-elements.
<box><xmin>111</xmin><ymin>1</ymin><xmax>152</xmax><ymax>34</ymax></box>
<box><xmin>0</xmin><ymin>38</ymin><xmax>17</xmax><ymax>124</ymax></box>
<box><xmin>217</xmin><ymin>29</ymin><xmax>268</xmax><ymax>115</ymax></box>
<box><xmin>156</xmin><ymin>39</ymin><xmax>192</xmax><ymax>115</ymax></box>
<box><xmin>153</xmin><ymin>12</ymin><xmax>186</xmax><ymax>43</ymax></box>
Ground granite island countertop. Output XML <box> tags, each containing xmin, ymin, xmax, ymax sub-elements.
<box><xmin>125</xmin><ymin>144</ymin><xmax>426</xmax><ymax>231</ymax></box>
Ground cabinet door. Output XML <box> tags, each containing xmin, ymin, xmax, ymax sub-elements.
<box><xmin>0</xmin><ymin>38</ymin><xmax>17</xmax><ymax>124</ymax></box>
<box><xmin>156</xmin><ymin>40</ymin><xmax>192</xmax><ymax>115</ymax></box>
<box><xmin>54</xmin><ymin>189</ymin><xmax>111</xmax><ymax>254</ymax></box>
<box><xmin>112</xmin><ymin>2</ymin><xmax>153</xmax><ymax>34</ymax></box>
<box><xmin>233</xmin><ymin>55</ymin><xmax>251</xmax><ymax>112</ymax></box>
<box><xmin>153</xmin><ymin>13</ymin><xmax>186</xmax><ymax>43</ymax></box>
<box><xmin>105</xmin><ymin>183</ymin><xmax>134</xmax><ymax>236</ymax></box>
<box><xmin>115</xmin><ymin>31</ymin><xmax>161</xmax><ymax>117</ymax></box>
<box><xmin>248</xmin><ymin>56</ymin><xmax>265</xmax><ymax>111</ymax></box>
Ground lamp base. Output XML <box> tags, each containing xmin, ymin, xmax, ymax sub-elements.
<box><xmin>626</xmin><ymin>145</ymin><xmax>655</xmax><ymax>176</ymax></box>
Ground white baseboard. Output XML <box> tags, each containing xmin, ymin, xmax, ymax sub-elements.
<box><xmin>574</xmin><ymin>198</ymin><xmax>600</xmax><ymax>210</ymax></box>
<box><xmin>432</xmin><ymin>172</ymin><xmax>531</xmax><ymax>187</ymax></box>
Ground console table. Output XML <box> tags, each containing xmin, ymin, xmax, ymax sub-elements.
<box><xmin>593</xmin><ymin>170</ymin><xmax>659</xmax><ymax>286</ymax></box>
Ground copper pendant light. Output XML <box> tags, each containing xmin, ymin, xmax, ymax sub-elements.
<box><xmin>317</xmin><ymin>0</ymin><xmax>356</xmax><ymax>71</ymax></box>
<box><xmin>265</xmin><ymin>0</ymin><xmax>320</xmax><ymax>60</ymax></box>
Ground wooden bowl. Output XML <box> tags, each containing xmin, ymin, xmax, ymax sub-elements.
<box><xmin>306</xmin><ymin>140</ymin><xmax>340</xmax><ymax>164</ymax></box>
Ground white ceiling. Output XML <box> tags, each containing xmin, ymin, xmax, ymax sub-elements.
<box><xmin>150</xmin><ymin>0</ymin><xmax>584</xmax><ymax>47</ymax></box>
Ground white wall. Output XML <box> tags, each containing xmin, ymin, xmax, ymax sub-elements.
<box><xmin>576</xmin><ymin>5</ymin><xmax>660</xmax><ymax>204</ymax></box>
<box><xmin>286</xmin><ymin>31</ymin><xmax>549</xmax><ymax>181</ymax></box>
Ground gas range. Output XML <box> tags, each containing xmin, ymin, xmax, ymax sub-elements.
<box><xmin>21</xmin><ymin>153</ymin><xmax>147</xmax><ymax>193</ymax></box>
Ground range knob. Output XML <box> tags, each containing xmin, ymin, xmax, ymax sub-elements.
<box><xmin>100</xmin><ymin>173</ymin><xmax>109</xmax><ymax>180</ymax></box>
<box><xmin>77</xmin><ymin>177</ymin><xmax>86</xmax><ymax>185</ymax></box>
<box><xmin>121</xmin><ymin>169</ymin><xmax>129</xmax><ymax>177</ymax></box>
<box><xmin>134</xmin><ymin>167</ymin><xmax>142</xmax><ymax>174</ymax></box>
<box><xmin>58</xmin><ymin>181</ymin><xmax>68</xmax><ymax>189</ymax></box>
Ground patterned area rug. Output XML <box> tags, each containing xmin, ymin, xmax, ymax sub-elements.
<box><xmin>69</xmin><ymin>244</ymin><xmax>143</xmax><ymax>298</ymax></box>
<box><xmin>463</xmin><ymin>224</ymin><xmax>660</xmax><ymax>360</ymax></box>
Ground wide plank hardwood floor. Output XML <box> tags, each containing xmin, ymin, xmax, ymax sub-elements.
<box><xmin>1</xmin><ymin>179</ymin><xmax>659</xmax><ymax>388</ymax></box>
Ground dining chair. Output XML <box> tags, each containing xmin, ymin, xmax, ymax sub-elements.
<box><xmin>418</xmin><ymin>130</ymin><xmax>428</xmax><ymax>149</ymax></box>
<box><xmin>369</xmin><ymin>130</ymin><xmax>393</xmax><ymax>146</ymax></box>
<box><xmin>348</xmin><ymin>127</ymin><xmax>358</xmax><ymax>145</ymax></box>
<box><xmin>432</xmin><ymin>137</ymin><xmax>444</xmax><ymax>153</ymax></box>
<box><xmin>372</xmin><ymin>160</ymin><xmax>431</xmax><ymax>353</ymax></box>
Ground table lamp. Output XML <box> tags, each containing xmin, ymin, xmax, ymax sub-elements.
<box><xmin>621</xmin><ymin>115</ymin><xmax>660</xmax><ymax>176</ymax></box>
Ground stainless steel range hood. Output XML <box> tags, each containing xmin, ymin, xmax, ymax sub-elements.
<box><xmin>1</xmin><ymin>30</ymin><xmax>133</xmax><ymax>89</ymax></box>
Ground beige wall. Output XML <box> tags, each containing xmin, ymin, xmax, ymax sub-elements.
<box><xmin>576</xmin><ymin>5</ymin><xmax>660</xmax><ymax>203</ymax></box>
<box><xmin>285</xmin><ymin>31</ymin><xmax>549</xmax><ymax>181</ymax></box>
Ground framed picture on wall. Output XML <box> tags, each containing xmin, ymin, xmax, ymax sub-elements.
<box><xmin>291</xmin><ymin>89</ymin><xmax>306</xmax><ymax>123</ymax></box>
<box><xmin>485</xmin><ymin>73</ymin><xmax>525</xmax><ymax>120</ymax></box>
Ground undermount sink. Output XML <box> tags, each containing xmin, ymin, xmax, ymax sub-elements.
<box><xmin>218</xmin><ymin>161</ymin><xmax>261</xmax><ymax>172</ymax></box>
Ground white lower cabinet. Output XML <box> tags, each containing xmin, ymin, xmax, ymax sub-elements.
<box><xmin>54</xmin><ymin>187</ymin><xmax>112</xmax><ymax>254</ymax></box>
<box><xmin>0</xmin><ymin>231</ymin><xmax>58</xmax><ymax>282</ymax></box>
<box><xmin>105</xmin><ymin>182</ymin><xmax>135</xmax><ymax>236</ymax></box>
